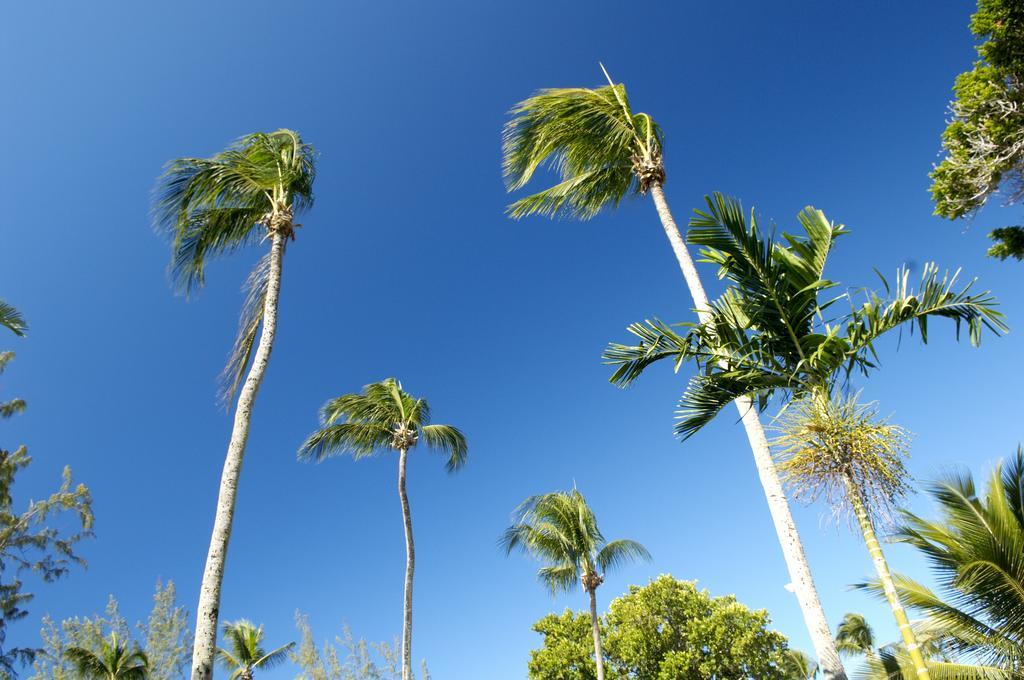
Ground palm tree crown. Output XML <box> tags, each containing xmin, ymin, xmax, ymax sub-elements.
<box><xmin>216</xmin><ymin>620</ymin><xmax>294</xmax><ymax>679</ymax></box>
<box><xmin>835</xmin><ymin>613</ymin><xmax>876</xmax><ymax>657</ymax></box>
<box><xmin>501</xmin><ymin>488</ymin><xmax>649</xmax><ymax>594</ymax></box>
<box><xmin>65</xmin><ymin>633</ymin><xmax>149</xmax><ymax>680</ymax></box>
<box><xmin>153</xmin><ymin>128</ymin><xmax>316</xmax><ymax>399</ymax></box>
<box><xmin>297</xmin><ymin>377</ymin><xmax>467</xmax><ymax>470</ymax></box>
<box><xmin>502</xmin><ymin>66</ymin><xmax>664</xmax><ymax>220</ymax></box>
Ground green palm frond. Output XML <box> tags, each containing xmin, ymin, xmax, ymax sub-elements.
<box><xmin>218</xmin><ymin>619</ymin><xmax>294</xmax><ymax>677</ymax></box>
<box><xmin>298</xmin><ymin>378</ymin><xmax>468</xmax><ymax>471</ymax></box>
<box><xmin>604</xmin><ymin>319</ymin><xmax>696</xmax><ymax>387</ymax></box>
<box><xmin>0</xmin><ymin>301</ymin><xmax>26</xmax><ymax>337</ymax></box>
<box><xmin>674</xmin><ymin>369</ymin><xmax>786</xmax><ymax>440</ymax></box>
<box><xmin>503</xmin><ymin>75</ymin><xmax>662</xmax><ymax>220</ymax></box>
<box><xmin>501</xmin><ymin>489</ymin><xmax>648</xmax><ymax>596</ymax></box>
<box><xmin>836</xmin><ymin>613</ymin><xmax>876</xmax><ymax>656</ymax></box>
<box><xmin>66</xmin><ymin>633</ymin><xmax>149</xmax><ymax>680</ymax></box>
<box><xmin>219</xmin><ymin>252</ymin><xmax>271</xmax><ymax>404</ymax></box>
<box><xmin>782</xmin><ymin>649</ymin><xmax>820</xmax><ymax>679</ymax></box>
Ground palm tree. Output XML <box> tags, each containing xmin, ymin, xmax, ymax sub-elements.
<box><xmin>65</xmin><ymin>633</ymin><xmax>149</xmax><ymax>680</ymax></box>
<box><xmin>500</xmin><ymin>488</ymin><xmax>649</xmax><ymax>680</ymax></box>
<box><xmin>837</xmin><ymin>614</ymin><xmax>877</xmax><ymax>658</ymax></box>
<box><xmin>859</xmin><ymin>449</ymin><xmax>1024</xmax><ymax>675</ymax></box>
<box><xmin>216</xmin><ymin>620</ymin><xmax>294</xmax><ymax>680</ymax></box>
<box><xmin>604</xmin><ymin>195</ymin><xmax>1005</xmax><ymax>680</ymax></box>
<box><xmin>785</xmin><ymin>649</ymin><xmax>820</xmax><ymax>679</ymax></box>
<box><xmin>0</xmin><ymin>301</ymin><xmax>26</xmax><ymax>337</ymax></box>
<box><xmin>153</xmin><ymin>129</ymin><xmax>316</xmax><ymax>680</ymax></box>
<box><xmin>503</xmin><ymin>72</ymin><xmax>848</xmax><ymax>678</ymax></box>
<box><xmin>297</xmin><ymin>378</ymin><xmax>466</xmax><ymax>680</ymax></box>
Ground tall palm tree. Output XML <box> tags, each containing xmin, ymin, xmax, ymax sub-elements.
<box><xmin>503</xmin><ymin>71</ymin><xmax>849</xmax><ymax>678</ymax></box>
<box><xmin>65</xmin><ymin>633</ymin><xmax>149</xmax><ymax>680</ymax></box>
<box><xmin>604</xmin><ymin>195</ymin><xmax>1005</xmax><ymax>679</ymax></box>
<box><xmin>216</xmin><ymin>620</ymin><xmax>294</xmax><ymax>680</ymax></box>
<box><xmin>297</xmin><ymin>378</ymin><xmax>466</xmax><ymax>680</ymax></box>
<box><xmin>836</xmin><ymin>613</ymin><xmax>877</xmax><ymax>658</ymax></box>
<box><xmin>153</xmin><ymin>129</ymin><xmax>316</xmax><ymax>680</ymax></box>
<box><xmin>0</xmin><ymin>301</ymin><xmax>26</xmax><ymax>337</ymax></box>
<box><xmin>500</xmin><ymin>488</ymin><xmax>649</xmax><ymax>680</ymax></box>
<box><xmin>859</xmin><ymin>449</ymin><xmax>1024</xmax><ymax>675</ymax></box>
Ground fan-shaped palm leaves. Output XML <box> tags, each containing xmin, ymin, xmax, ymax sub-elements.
<box><xmin>216</xmin><ymin>620</ymin><xmax>293</xmax><ymax>680</ymax></box>
<box><xmin>65</xmin><ymin>633</ymin><xmax>148</xmax><ymax>680</ymax></box>
<box><xmin>859</xmin><ymin>449</ymin><xmax>1024</xmax><ymax>675</ymax></box>
<box><xmin>298</xmin><ymin>378</ymin><xmax>466</xmax><ymax>680</ymax></box>
<box><xmin>153</xmin><ymin>129</ymin><xmax>316</xmax><ymax>680</ymax></box>
<box><xmin>505</xmin><ymin>72</ymin><xmax>848</xmax><ymax>678</ymax></box>
<box><xmin>501</xmin><ymin>488</ymin><xmax>649</xmax><ymax>680</ymax></box>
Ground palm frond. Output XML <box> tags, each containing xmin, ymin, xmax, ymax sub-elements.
<box><xmin>0</xmin><ymin>301</ymin><xmax>26</xmax><ymax>337</ymax></box>
<box><xmin>595</xmin><ymin>539</ymin><xmax>650</xmax><ymax>572</ymax></box>
<box><xmin>297</xmin><ymin>422</ymin><xmax>392</xmax><ymax>462</ymax></box>
<box><xmin>219</xmin><ymin>252</ymin><xmax>270</xmax><ymax>405</ymax></box>
<box><xmin>604</xmin><ymin>319</ymin><xmax>695</xmax><ymax>387</ymax></box>
<box><xmin>420</xmin><ymin>424</ymin><xmax>468</xmax><ymax>472</ymax></box>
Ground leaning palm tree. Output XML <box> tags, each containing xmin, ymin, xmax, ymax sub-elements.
<box><xmin>775</xmin><ymin>396</ymin><xmax>933</xmax><ymax>679</ymax></box>
<box><xmin>65</xmin><ymin>633</ymin><xmax>149</xmax><ymax>680</ymax></box>
<box><xmin>216</xmin><ymin>620</ymin><xmax>294</xmax><ymax>680</ymax></box>
<box><xmin>0</xmin><ymin>301</ymin><xmax>26</xmax><ymax>337</ymax></box>
<box><xmin>500</xmin><ymin>488</ymin><xmax>649</xmax><ymax>680</ymax></box>
<box><xmin>297</xmin><ymin>378</ymin><xmax>466</xmax><ymax>680</ymax></box>
<box><xmin>859</xmin><ymin>449</ymin><xmax>1024</xmax><ymax>675</ymax></box>
<box><xmin>604</xmin><ymin>195</ymin><xmax>1005</xmax><ymax>680</ymax></box>
<box><xmin>503</xmin><ymin>72</ymin><xmax>848</xmax><ymax>677</ymax></box>
<box><xmin>153</xmin><ymin>129</ymin><xmax>316</xmax><ymax>680</ymax></box>
<box><xmin>837</xmin><ymin>613</ymin><xmax>877</xmax><ymax>659</ymax></box>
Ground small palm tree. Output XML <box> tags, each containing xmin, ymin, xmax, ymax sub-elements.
<box><xmin>784</xmin><ymin>649</ymin><xmax>820</xmax><ymax>679</ymax></box>
<box><xmin>836</xmin><ymin>613</ymin><xmax>876</xmax><ymax>658</ymax></box>
<box><xmin>153</xmin><ymin>129</ymin><xmax>316</xmax><ymax>680</ymax></box>
<box><xmin>216</xmin><ymin>620</ymin><xmax>294</xmax><ymax>680</ymax></box>
<box><xmin>504</xmin><ymin>71</ymin><xmax>849</xmax><ymax>680</ymax></box>
<box><xmin>65</xmin><ymin>633</ymin><xmax>148</xmax><ymax>680</ymax></box>
<box><xmin>298</xmin><ymin>378</ymin><xmax>466</xmax><ymax>680</ymax></box>
<box><xmin>0</xmin><ymin>301</ymin><xmax>26</xmax><ymax>337</ymax></box>
<box><xmin>501</xmin><ymin>488</ymin><xmax>649</xmax><ymax>680</ymax></box>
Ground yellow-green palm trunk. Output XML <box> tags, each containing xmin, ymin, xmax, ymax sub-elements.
<box><xmin>845</xmin><ymin>477</ymin><xmax>931</xmax><ymax>679</ymax></box>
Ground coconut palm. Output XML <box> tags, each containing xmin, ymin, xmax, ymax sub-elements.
<box><xmin>153</xmin><ymin>129</ymin><xmax>316</xmax><ymax>680</ymax></box>
<box><xmin>837</xmin><ymin>614</ymin><xmax>877</xmax><ymax>658</ymax></box>
<box><xmin>298</xmin><ymin>378</ymin><xmax>466</xmax><ymax>680</ymax></box>
<box><xmin>785</xmin><ymin>649</ymin><xmax>820</xmax><ymax>679</ymax></box>
<box><xmin>216</xmin><ymin>620</ymin><xmax>294</xmax><ymax>680</ymax></box>
<box><xmin>604</xmin><ymin>195</ymin><xmax>1005</xmax><ymax>680</ymax></box>
<box><xmin>500</xmin><ymin>488</ymin><xmax>649</xmax><ymax>680</ymax></box>
<box><xmin>859</xmin><ymin>449</ymin><xmax>1024</xmax><ymax>675</ymax></box>
<box><xmin>0</xmin><ymin>301</ymin><xmax>25</xmax><ymax>337</ymax></box>
<box><xmin>503</xmin><ymin>71</ymin><xmax>848</xmax><ymax>679</ymax></box>
<box><xmin>65</xmin><ymin>633</ymin><xmax>148</xmax><ymax>680</ymax></box>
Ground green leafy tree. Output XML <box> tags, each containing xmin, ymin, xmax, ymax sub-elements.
<box><xmin>65</xmin><ymin>634</ymin><xmax>148</xmax><ymax>680</ymax></box>
<box><xmin>858</xmin><ymin>449</ymin><xmax>1024</xmax><ymax>675</ymax></box>
<box><xmin>215</xmin><ymin>620</ymin><xmax>292</xmax><ymax>680</ymax></box>
<box><xmin>298</xmin><ymin>379</ymin><xmax>465</xmax><ymax>680</ymax></box>
<box><xmin>528</xmin><ymin>575</ymin><xmax>792</xmax><ymax>679</ymax></box>
<box><xmin>153</xmin><ymin>129</ymin><xmax>316</xmax><ymax>680</ymax></box>
<box><xmin>930</xmin><ymin>0</ymin><xmax>1024</xmax><ymax>260</ymax></box>
<box><xmin>605</xmin><ymin>194</ymin><xmax>1004</xmax><ymax>679</ymax></box>
<box><xmin>30</xmin><ymin>581</ymin><xmax>190</xmax><ymax>680</ymax></box>
<box><xmin>290</xmin><ymin>613</ymin><xmax>429</xmax><ymax>680</ymax></box>
<box><xmin>503</xmin><ymin>69</ymin><xmax>848</xmax><ymax>679</ymax></box>
<box><xmin>502</xmin><ymin>489</ymin><xmax>649</xmax><ymax>680</ymax></box>
<box><xmin>0</xmin><ymin>311</ymin><xmax>93</xmax><ymax>676</ymax></box>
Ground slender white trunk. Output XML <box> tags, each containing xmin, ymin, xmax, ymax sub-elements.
<box><xmin>588</xmin><ymin>587</ymin><xmax>606</xmax><ymax>680</ymax></box>
<box><xmin>399</xmin><ymin>447</ymin><xmax>415</xmax><ymax>680</ymax></box>
<box><xmin>846</xmin><ymin>477</ymin><xmax>931</xmax><ymax>679</ymax></box>
<box><xmin>648</xmin><ymin>183</ymin><xmax>846</xmax><ymax>679</ymax></box>
<box><xmin>190</xmin><ymin>232</ymin><xmax>286</xmax><ymax>680</ymax></box>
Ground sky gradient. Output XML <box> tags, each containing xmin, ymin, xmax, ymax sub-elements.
<box><xmin>2</xmin><ymin>2</ymin><xmax>1021</xmax><ymax>678</ymax></box>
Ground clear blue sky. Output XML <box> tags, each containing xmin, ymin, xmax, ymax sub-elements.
<box><xmin>2</xmin><ymin>2</ymin><xmax>1021</xmax><ymax>678</ymax></box>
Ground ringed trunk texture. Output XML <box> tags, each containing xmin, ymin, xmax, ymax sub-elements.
<box><xmin>846</xmin><ymin>477</ymin><xmax>931</xmax><ymax>679</ymax></box>
<box><xmin>588</xmin><ymin>587</ymin><xmax>606</xmax><ymax>680</ymax></box>
<box><xmin>190</xmin><ymin>232</ymin><xmax>286</xmax><ymax>680</ymax></box>
<box><xmin>648</xmin><ymin>183</ymin><xmax>846</xmax><ymax>679</ymax></box>
<box><xmin>399</xmin><ymin>447</ymin><xmax>415</xmax><ymax>680</ymax></box>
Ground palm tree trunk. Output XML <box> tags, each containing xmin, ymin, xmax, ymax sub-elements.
<box><xmin>399</xmin><ymin>447</ymin><xmax>415</xmax><ymax>680</ymax></box>
<box><xmin>190</xmin><ymin>232</ymin><xmax>286</xmax><ymax>680</ymax></box>
<box><xmin>845</xmin><ymin>477</ymin><xmax>931</xmax><ymax>679</ymax></box>
<box><xmin>588</xmin><ymin>587</ymin><xmax>606</xmax><ymax>680</ymax></box>
<box><xmin>648</xmin><ymin>183</ymin><xmax>846</xmax><ymax>679</ymax></box>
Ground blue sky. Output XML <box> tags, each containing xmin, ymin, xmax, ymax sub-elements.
<box><xmin>2</xmin><ymin>1</ymin><xmax>1021</xmax><ymax>677</ymax></box>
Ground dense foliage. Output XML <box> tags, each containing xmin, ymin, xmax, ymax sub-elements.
<box><xmin>527</xmin><ymin>576</ymin><xmax>792</xmax><ymax>679</ymax></box>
